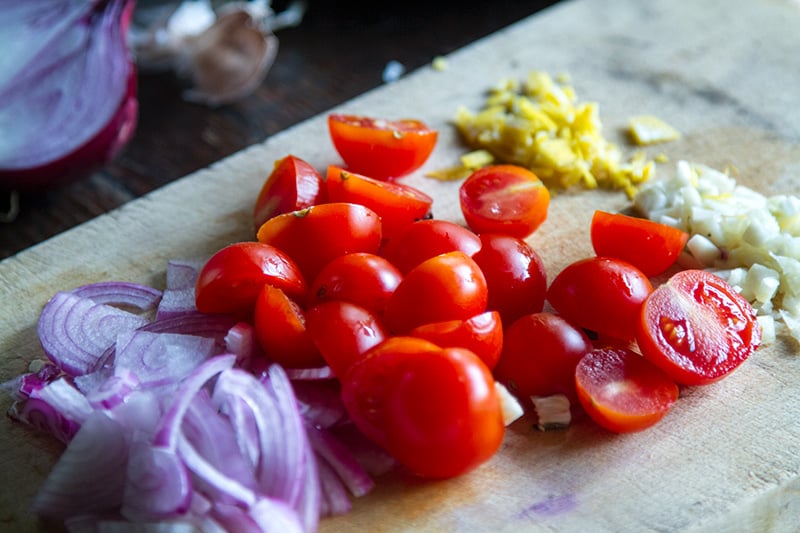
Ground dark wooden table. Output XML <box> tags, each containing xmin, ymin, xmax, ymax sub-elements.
<box><xmin>0</xmin><ymin>0</ymin><xmax>558</xmax><ymax>260</ymax></box>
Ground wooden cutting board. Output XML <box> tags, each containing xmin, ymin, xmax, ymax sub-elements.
<box><xmin>3</xmin><ymin>0</ymin><xmax>800</xmax><ymax>530</ymax></box>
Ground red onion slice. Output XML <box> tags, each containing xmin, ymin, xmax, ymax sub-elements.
<box><xmin>70</xmin><ymin>281</ymin><xmax>163</xmax><ymax>311</ymax></box>
<box><xmin>114</xmin><ymin>330</ymin><xmax>216</xmax><ymax>387</ymax></box>
<box><xmin>38</xmin><ymin>291</ymin><xmax>149</xmax><ymax>376</ymax></box>
<box><xmin>121</xmin><ymin>441</ymin><xmax>193</xmax><ymax>522</ymax></box>
<box><xmin>305</xmin><ymin>423</ymin><xmax>375</xmax><ymax>499</ymax></box>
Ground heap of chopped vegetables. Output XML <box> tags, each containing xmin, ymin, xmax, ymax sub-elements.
<box><xmin>634</xmin><ymin>160</ymin><xmax>800</xmax><ymax>344</ymax></box>
<box><xmin>444</xmin><ymin>71</ymin><xmax>658</xmax><ymax>197</ymax></box>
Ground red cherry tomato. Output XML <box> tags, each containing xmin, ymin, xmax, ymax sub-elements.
<box><xmin>308</xmin><ymin>253</ymin><xmax>402</xmax><ymax>315</ymax></box>
<box><xmin>341</xmin><ymin>336</ymin><xmax>504</xmax><ymax>479</ymax></box>
<box><xmin>547</xmin><ymin>257</ymin><xmax>653</xmax><ymax>341</ymax></box>
<box><xmin>195</xmin><ymin>242</ymin><xmax>307</xmax><ymax>315</ymax></box>
<box><xmin>636</xmin><ymin>269</ymin><xmax>761</xmax><ymax>386</ymax></box>
<box><xmin>409</xmin><ymin>311</ymin><xmax>503</xmax><ymax>370</ymax></box>
<box><xmin>459</xmin><ymin>165</ymin><xmax>550</xmax><ymax>238</ymax></box>
<box><xmin>256</xmin><ymin>202</ymin><xmax>382</xmax><ymax>282</ymax></box>
<box><xmin>379</xmin><ymin>219</ymin><xmax>481</xmax><ymax>274</ymax></box>
<box><xmin>252</xmin><ymin>154</ymin><xmax>325</xmax><ymax>231</ymax></box>
<box><xmin>493</xmin><ymin>312</ymin><xmax>592</xmax><ymax>407</ymax></box>
<box><xmin>575</xmin><ymin>347</ymin><xmax>679</xmax><ymax>433</ymax></box>
<box><xmin>253</xmin><ymin>284</ymin><xmax>324</xmax><ymax>368</ymax></box>
<box><xmin>384</xmin><ymin>251</ymin><xmax>488</xmax><ymax>334</ymax></box>
<box><xmin>471</xmin><ymin>233</ymin><xmax>547</xmax><ymax>325</ymax></box>
<box><xmin>305</xmin><ymin>300</ymin><xmax>390</xmax><ymax>379</ymax></box>
<box><xmin>591</xmin><ymin>210</ymin><xmax>689</xmax><ymax>277</ymax></box>
<box><xmin>328</xmin><ymin>114</ymin><xmax>438</xmax><ymax>180</ymax></box>
<box><xmin>326</xmin><ymin>165</ymin><xmax>433</xmax><ymax>239</ymax></box>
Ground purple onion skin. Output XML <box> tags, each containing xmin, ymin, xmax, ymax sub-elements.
<box><xmin>0</xmin><ymin>0</ymin><xmax>138</xmax><ymax>191</ymax></box>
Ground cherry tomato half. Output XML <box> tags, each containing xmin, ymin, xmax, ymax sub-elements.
<box><xmin>252</xmin><ymin>154</ymin><xmax>325</xmax><ymax>231</ymax></box>
<box><xmin>591</xmin><ymin>210</ymin><xmax>689</xmax><ymax>277</ymax></box>
<box><xmin>379</xmin><ymin>219</ymin><xmax>482</xmax><ymax>274</ymax></box>
<box><xmin>547</xmin><ymin>257</ymin><xmax>653</xmax><ymax>341</ymax></box>
<box><xmin>326</xmin><ymin>165</ymin><xmax>433</xmax><ymax>239</ymax></box>
<box><xmin>575</xmin><ymin>347</ymin><xmax>679</xmax><ymax>433</ymax></box>
<box><xmin>459</xmin><ymin>165</ymin><xmax>550</xmax><ymax>238</ymax></box>
<box><xmin>328</xmin><ymin>114</ymin><xmax>438</xmax><ymax>180</ymax></box>
<box><xmin>253</xmin><ymin>284</ymin><xmax>324</xmax><ymax>368</ymax></box>
<box><xmin>636</xmin><ymin>269</ymin><xmax>761</xmax><ymax>386</ymax></box>
<box><xmin>471</xmin><ymin>233</ymin><xmax>547</xmax><ymax>325</ymax></box>
<box><xmin>341</xmin><ymin>336</ymin><xmax>504</xmax><ymax>479</ymax></box>
<box><xmin>305</xmin><ymin>300</ymin><xmax>390</xmax><ymax>379</ymax></box>
<box><xmin>256</xmin><ymin>202</ymin><xmax>382</xmax><ymax>282</ymax></box>
<box><xmin>409</xmin><ymin>311</ymin><xmax>503</xmax><ymax>370</ymax></box>
<box><xmin>493</xmin><ymin>312</ymin><xmax>592</xmax><ymax>407</ymax></box>
<box><xmin>308</xmin><ymin>252</ymin><xmax>402</xmax><ymax>315</ymax></box>
<box><xmin>195</xmin><ymin>242</ymin><xmax>307</xmax><ymax>315</ymax></box>
<box><xmin>384</xmin><ymin>251</ymin><xmax>488</xmax><ymax>334</ymax></box>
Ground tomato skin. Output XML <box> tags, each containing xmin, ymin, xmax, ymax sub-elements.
<box><xmin>308</xmin><ymin>252</ymin><xmax>402</xmax><ymax>315</ymax></box>
<box><xmin>575</xmin><ymin>347</ymin><xmax>679</xmax><ymax>433</ymax></box>
<box><xmin>256</xmin><ymin>202</ymin><xmax>383</xmax><ymax>282</ymax></box>
<box><xmin>253</xmin><ymin>284</ymin><xmax>324</xmax><ymax>368</ymax></box>
<box><xmin>328</xmin><ymin>114</ymin><xmax>438</xmax><ymax>180</ymax></box>
<box><xmin>341</xmin><ymin>336</ymin><xmax>504</xmax><ymax>479</ymax></box>
<box><xmin>547</xmin><ymin>257</ymin><xmax>653</xmax><ymax>341</ymax></box>
<box><xmin>384</xmin><ymin>251</ymin><xmax>489</xmax><ymax>334</ymax></box>
<box><xmin>305</xmin><ymin>300</ymin><xmax>390</xmax><ymax>379</ymax></box>
<box><xmin>591</xmin><ymin>210</ymin><xmax>689</xmax><ymax>277</ymax></box>
<box><xmin>471</xmin><ymin>233</ymin><xmax>547</xmax><ymax>325</ymax></box>
<box><xmin>252</xmin><ymin>155</ymin><xmax>325</xmax><ymax>231</ymax></box>
<box><xmin>195</xmin><ymin>242</ymin><xmax>307</xmax><ymax>315</ymax></box>
<box><xmin>409</xmin><ymin>311</ymin><xmax>503</xmax><ymax>370</ymax></box>
<box><xmin>326</xmin><ymin>166</ymin><xmax>433</xmax><ymax>239</ymax></box>
<box><xmin>459</xmin><ymin>165</ymin><xmax>550</xmax><ymax>238</ymax></box>
<box><xmin>379</xmin><ymin>219</ymin><xmax>482</xmax><ymax>274</ymax></box>
<box><xmin>493</xmin><ymin>312</ymin><xmax>592</xmax><ymax>407</ymax></box>
<box><xmin>636</xmin><ymin>269</ymin><xmax>761</xmax><ymax>386</ymax></box>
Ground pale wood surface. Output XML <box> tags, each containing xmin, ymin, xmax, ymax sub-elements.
<box><xmin>3</xmin><ymin>0</ymin><xmax>800</xmax><ymax>531</ymax></box>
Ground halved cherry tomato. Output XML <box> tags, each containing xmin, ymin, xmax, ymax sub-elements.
<box><xmin>195</xmin><ymin>242</ymin><xmax>307</xmax><ymax>315</ymax></box>
<box><xmin>308</xmin><ymin>252</ymin><xmax>402</xmax><ymax>315</ymax></box>
<box><xmin>379</xmin><ymin>219</ymin><xmax>481</xmax><ymax>274</ymax></box>
<box><xmin>253</xmin><ymin>284</ymin><xmax>324</xmax><ymax>368</ymax></box>
<box><xmin>575</xmin><ymin>347</ymin><xmax>679</xmax><ymax>433</ymax></box>
<box><xmin>636</xmin><ymin>269</ymin><xmax>761</xmax><ymax>386</ymax></box>
<box><xmin>326</xmin><ymin>165</ymin><xmax>433</xmax><ymax>239</ymax></box>
<box><xmin>256</xmin><ymin>202</ymin><xmax>382</xmax><ymax>282</ymax></box>
<box><xmin>341</xmin><ymin>336</ymin><xmax>504</xmax><ymax>479</ymax></box>
<box><xmin>547</xmin><ymin>257</ymin><xmax>653</xmax><ymax>341</ymax></box>
<box><xmin>493</xmin><ymin>312</ymin><xmax>592</xmax><ymax>407</ymax></box>
<box><xmin>328</xmin><ymin>114</ymin><xmax>438</xmax><ymax>180</ymax></box>
<box><xmin>384</xmin><ymin>251</ymin><xmax>488</xmax><ymax>334</ymax></box>
<box><xmin>591</xmin><ymin>210</ymin><xmax>689</xmax><ymax>277</ymax></box>
<box><xmin>409</xmin><ymin>311</ymin><xmax>503</xmax><ymax>370</ymax></box>
<box><xmin>459</xmin><ymin>164</ymin><xmax>550</xmax><ymax>238</ymax></box>
<box><xmin>252</xmin><ymin>154</ymin><xmax>325</xmax><ymax>231</ymax></box>
<box><xmin>471</xmin><ymin>233</ymin><xmax>547</xmax><ymax>325</ymax></box>
<box><xmin>305</xmin><ymin>300</ymin><xmax>390</xmax><ymax>378</ymax></box>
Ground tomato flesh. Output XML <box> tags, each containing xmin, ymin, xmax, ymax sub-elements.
<box><xmin>341</xmin><ymin>336</ymin><xmax>504</xmax><ymax>479</ymax></box>
<box><xmin>547</xmin><ymin>257</ymin><xmax>653</xmax><ymax>341</ymax></box>
<box><xmin>575</xmin><ymin>347</ymin><xmax>679</xmax><ymax>433</ymax></box>
<box><xmin>636</xmin><ymin>269</ymin><xmax>761</xmax><ymax>386</ymax></box>
<box><xmin>459</xmin><ymin>164</ymin><xmax>550</xmax><ymax>238</ymax></box>
<box><xmin>252</xmin><ymin>154</ymin><xmax>325</xmax><ymax>231</ymax></box>
<box><xmin>591</xmin><ymin>210</ymin><xmax>689</xmax><ymax>277</ymax></box>
<box><xmin>328</xmin><ymin>114</ymin><xmax>438</xmax><ymax>180</ymax></box>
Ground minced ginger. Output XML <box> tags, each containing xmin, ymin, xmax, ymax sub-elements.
<box><xmin>437</xmin><ymin>71</ymin><xmax>661</xmax><ymax>198</ymax></box>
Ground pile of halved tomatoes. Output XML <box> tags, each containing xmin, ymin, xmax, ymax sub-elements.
<box><xmin>194</xmin><ymin>114</ymin><xmax>761</xmax><ymax>480</ymax></box>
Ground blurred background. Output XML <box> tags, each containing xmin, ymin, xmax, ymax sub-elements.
<box><xmin>0</xmin><ymin>0</ymin><xmax>559</xmax><ymax>260</ymax></box>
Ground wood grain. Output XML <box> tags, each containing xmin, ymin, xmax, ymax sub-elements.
<box><xmin>2</xmin><ymin>0</ymin><xmax>800</xmax><ymax>531</ymax></box>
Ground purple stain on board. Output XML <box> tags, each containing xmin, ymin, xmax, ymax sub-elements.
<box><xmin>517</xmin><ymin>493</ymin><xmax>578</xmax><ymax>519</ymax></box>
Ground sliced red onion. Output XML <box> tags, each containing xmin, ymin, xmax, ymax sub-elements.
<box><xmin>0</xmin><ymin>0</ymin><xmax>138</xmax><ymax>189</ymax></box>
<box><xmin>305</xmin><ymin>423</ymin><xmax>374</xmax><ymax>498</ymax></box>
<box><xmin>292</xmin><ymin>379</ymin><xmax>349</xmax><ymax>430</ymax></box>
<box><xmin>224</xmin><ymin>321</ymin><xmax>267</xmax><ymax>372</ymax></box>
<box><xmin>4</xmin><ymin>360</ymin><xmax>62</xmax><ymax>399</ymax></box>
<box><xmin>38</xmin><ymin>291</ymin><xmax>149</xmax><ymax>376</ymax></box>
<box><xmin>284</xmin><ymin>365</ymin><xmax>336</xmax><ymax>381</ymax></box>
<box><xmin>316</xmin><ymin>458</ymin><xmax>354</xmax><ymax>517</ymax></box>
<box><xmin>108</xmin><ymin>389</ymin><xmax>162</xmax><ymax>437</ymax></box>
<box><xmin>247</xmin><ymin>497</ymin><xmax>306</xmax><ymax>533</ymax></box>
<box><xmin>121</xmin><ymin>440</ymin><xmax>193</xmax><ymax>522</ymax></box>
<box><xmin>156</xmin><ymin>288</ymin><xmax>198</xmax><ymax>320</ymax></box>
<box><xmin>114</xmin><ymin>330</ymin><xmax>216</xmax><ymax>387</ymax></box>
<box><xmin>31</xmin><ymin>378</ymin><xmax>93</xmax><ymax>430</ymax></box>
<box><xmin>7</xmin><ymin>397</ymin><xmax>81</xmax><ymax>444</ymax></box>
<box><xmin>165</xmin><ymin>258</ymin><xmax>204</xmax><ymax>290</ymax></box>
<box><xmin>84</xmin><ymin>368</ymin><xmax>139</xmax><ymax>410</ymax></box>
<box><xmin>32</xmin><ymin>412</ymin><xmax>129</xmax><ymax>519</ymax></box>
<box><xmin>70</xmin><ymin>282</ymin><xmax>162</xmax><ymax>311</ymax></box>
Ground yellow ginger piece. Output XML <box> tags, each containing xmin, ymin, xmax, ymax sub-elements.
<box><xmin>629</xmin><ymin>115</ymin><xmax>681</xmax><ymax>145</ymax></box>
